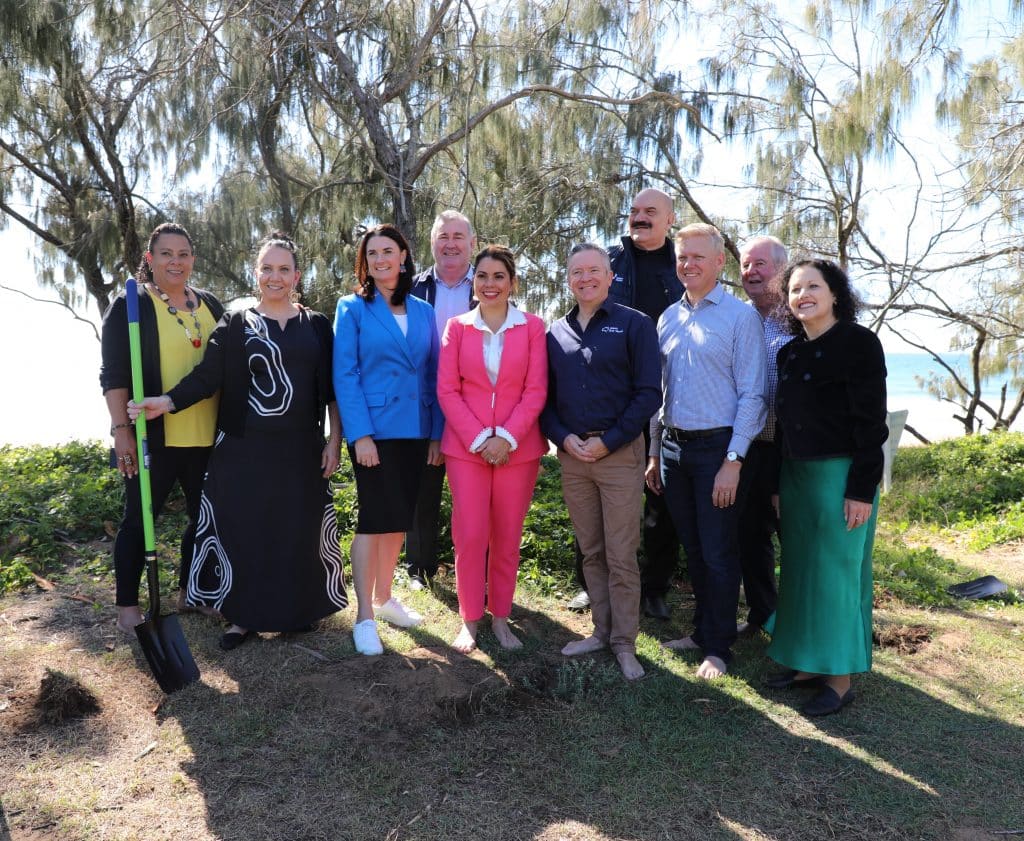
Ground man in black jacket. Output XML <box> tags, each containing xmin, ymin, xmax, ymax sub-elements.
<box><xmin>566</xmin><ymin>187</ymin><xmax>683</xmax><ymax>619</ymax></box>
<box><xmin>407</xmin><ymin>210</ymin><xmax>477</xmax><ymax>589</ymax></box>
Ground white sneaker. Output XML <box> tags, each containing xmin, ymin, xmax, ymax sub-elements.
<box><xmin>352</xmin><ymin>619</ymin><xmax>383</xmax><ymax>655</ymax></box>
<box><xmin>374</xmin><ymin>597</ymin><xmax>424</xmax><ymax>628</ymax></box>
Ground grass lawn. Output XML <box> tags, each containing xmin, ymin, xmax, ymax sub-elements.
<box><xmin>1</xmin><ymin>441</ymin><xmax>1023</xmax><ymax>840</ymax></box>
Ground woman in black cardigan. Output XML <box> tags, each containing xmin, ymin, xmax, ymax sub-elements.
<box><xmin>764</xmin><ymin>259</ymin><xmax>888</xmax><ymax>716</ymax></box>
<box><xmin>131</xmin><ymin>232</ymin><xmax>347</xmax><ymax>650</ymax></box>
<box><xmin>101</xmin><ymin>222</ymin><xmax>224</xmax><ymax>634</ymax></box>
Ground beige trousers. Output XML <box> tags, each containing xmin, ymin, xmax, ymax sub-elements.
<box><xmin>558</xmin><ymin>436</ymin><xmax>646</xmax><ymax>653</ymax></box>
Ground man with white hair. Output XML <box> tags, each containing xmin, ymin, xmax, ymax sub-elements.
<box><xmin>407</xmin><ymin>209</ymin><xmax>477</xmax><ymax>589</ymax></box>
<box><xmin>735</xmin><ymin>235</ymin><xmax>792</xmax><ymax>635</ymax></box>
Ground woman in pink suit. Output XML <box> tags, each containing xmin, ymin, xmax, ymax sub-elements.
<box><xmin>438</xmin><ymin>245</ymin><xmax>548</xmax><ymax>653</ymax></box>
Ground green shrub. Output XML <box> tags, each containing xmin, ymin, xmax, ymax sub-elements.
<box><xmin>884</xmin><ymin>432</ymin><xmax>1024</xmax><ymax>527</ymax></box>
<box><xmin>0</xmin><ymin>442</ymin><xmax>121</xmax><ymax>569</ymax></box>
<box><xmin>518</xmin><ymin>456</ymin><xmax>577</xmax><ymax>594</ymax></box>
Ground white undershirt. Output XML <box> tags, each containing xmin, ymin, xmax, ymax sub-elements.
<box><xmin>393</xmin><ymin>312</ymin><xmax>409</xmax><ymax>336</ymax></box>
<box><xmin>469</xmin><ymin>305</ymin><xmax>527</xmax><ymax>385</ymax></box>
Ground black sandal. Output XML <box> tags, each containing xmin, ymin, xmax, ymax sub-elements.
<box><xmin>219</xmin><ymin>630</ymin><xmax>254</xmax><ymax>651</ymax></box>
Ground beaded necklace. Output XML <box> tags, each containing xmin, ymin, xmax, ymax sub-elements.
<box><xmin>149</xmin><ymin>282</ymin><xmax>203</xmax><ymax>348</ymax></box>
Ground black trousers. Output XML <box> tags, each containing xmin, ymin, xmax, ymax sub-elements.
<box><xmin>405</xmin><ymin>461</ymin><xmax>446</xmax><ymax>577</ymax></box>
<box><xmin>572</xmin><ymin>426</ymin><xmax>680</xmax><ymax>596</ymax></box>
<box><xmin>114</xmin><ymin>445</ymin><xmax>210</xmax><ymax>607</ymax></box>
<box><xmin>734</xmin><ymin>440</ymin><xmax>779</xmax><ymax>626</ymax></box>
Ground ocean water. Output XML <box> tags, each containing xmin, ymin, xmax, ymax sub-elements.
<box><xmin>884</xmin><ymin>352</ymin><xmax>1014</xmax><ymax>442</ymax></box>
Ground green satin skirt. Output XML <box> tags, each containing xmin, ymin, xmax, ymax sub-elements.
<box><xmin>765</xmin><ymin>457</ymin><xmax>877</xmax><ymax>676</ymax></box>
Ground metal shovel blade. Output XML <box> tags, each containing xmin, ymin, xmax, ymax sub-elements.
<box><xmin>135</xmin><ymin>610</ymin><xmax>200</xmax><ymax>694</ymax></box>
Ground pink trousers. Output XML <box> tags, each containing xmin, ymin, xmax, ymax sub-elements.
<box><xmin>446</xmin><ymin>456</ymin><xmax>540</xmax><ymax>621</ymax></box>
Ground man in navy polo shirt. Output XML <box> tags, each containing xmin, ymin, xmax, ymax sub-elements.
<box><xmin>542</xmin><ymin>243</ymin><xmax>662</xmax><ymax>680</ymax></box>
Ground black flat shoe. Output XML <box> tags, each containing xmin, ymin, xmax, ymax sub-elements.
<box><xmin>642</xmin><ymin>594</ymin><xmax>671</xmax><ymax>621</ymax></box>
<box><xmin>219</xmin><ymin>630</ymin><xmax>254</xmax><ymax>651</ymax></box>
<box><xmin>801</xmin><ymin>686</ymin><xmax>855</xmax><ymax>717</ymax></box>
<box><xmin>763</xmin><ymin>669</ymin><xmax>827</xmax><ymax>690</ymax></box>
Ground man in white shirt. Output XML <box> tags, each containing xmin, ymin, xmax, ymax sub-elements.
<box><xmin>407</xmin><ymin>210</ymin><xmax>477</xmax><ymax>588</ymax></box>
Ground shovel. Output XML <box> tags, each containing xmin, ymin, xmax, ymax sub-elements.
<box><xmin>125</xmin><ymin>278</ymin><xmax>201</xmax><ymax>694</ymax></box>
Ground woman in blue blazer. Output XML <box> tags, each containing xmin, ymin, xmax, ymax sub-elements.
<box><xmin>334</xmin><ymin>223</ymin><xmax>444</xmax><ymax>655</ymax></box>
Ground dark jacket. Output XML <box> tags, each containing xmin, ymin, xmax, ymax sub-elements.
<box><xmin>775</xmin><ymin>320</ymin><xmax>888</xmax><ymax>501</ymax></box>
<box><xmin>167</xmin><ymin>308</ymin><xmax>336</xmax><ymax>438</ymax></box>
<box><xmin>606</xmin><ymin>235</ymin><xmax>682</xmax><ymax>322</ymax></box>
<box><xmin>100</xmin><ymin>284</ymin><xmax>225</xmax><ymax>449</ymax></box>
<box><xmin>409</xmin><ymin>265</ymin><xmax>476</xmax><ymax>310</ymax></box>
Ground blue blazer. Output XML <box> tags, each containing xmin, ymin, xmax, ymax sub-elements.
<box><xmin>333</xmin><ymin>291</ymin><xmax>443</xmax><ymax>442</ymax></box>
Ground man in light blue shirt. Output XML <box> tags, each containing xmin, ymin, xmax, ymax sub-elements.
<box><xmin>647</xmin><ymin>223</ymin><xmax>766</xmax><ymax>679</ymax></box>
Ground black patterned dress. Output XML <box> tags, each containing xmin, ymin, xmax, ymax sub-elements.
<box><xmin>185</xmin><ymin>309</ymin><xmax>348</xmax><ymax>631</ymax></box>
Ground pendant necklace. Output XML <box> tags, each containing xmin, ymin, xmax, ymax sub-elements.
<box><xmin>149</xmin><ymin>282</ymin><xmax>203</xmax><ymax>348</ymax></box>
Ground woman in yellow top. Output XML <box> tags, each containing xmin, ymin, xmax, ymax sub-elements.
<box><xmin>100</xmin><ymin>222</ymin><xmax>224</xmax><ymax>634</ymax></box>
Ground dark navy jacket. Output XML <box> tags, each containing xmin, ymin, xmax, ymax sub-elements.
<box><xmin>607</xmin><ymin>235</ymin><xmax>682</xmax><ymax>322</ymax></box>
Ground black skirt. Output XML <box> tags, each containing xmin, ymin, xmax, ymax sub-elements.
<box><xmin>349</xmin><ymin>438</ymin><xmax>429</xmax><ymax>533</ymax></box>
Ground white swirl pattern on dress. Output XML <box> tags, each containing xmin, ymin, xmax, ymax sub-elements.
<box><xmin>244</xmin><ymin>310</ymin><xmax>293</xmax><ymax>416</ymax></box>
<box><xmin>320</xmin><ymin>502</ymin><xmax>349</xmax><ymax>609</ymax></box>
<box><xmin>187</xmin><ymin>493</ymin><xmax>232</xmax><ymax>610</ymax></box>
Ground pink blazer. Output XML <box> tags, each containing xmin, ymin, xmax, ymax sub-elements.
<box><xmin>438</xmin><ymin>308</ymin><xmax>548</xmax><ymax>464</ymax></box>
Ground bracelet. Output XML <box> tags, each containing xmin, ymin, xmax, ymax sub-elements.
<box><xmin>110</xmin><ymin>422</ymin><xmax>134</xmax><ymax>436</ymax></box>
<box><xmin>163</xmin><ymin>394</ymin><xmax>176</xmax><ymax>413</ymax></box>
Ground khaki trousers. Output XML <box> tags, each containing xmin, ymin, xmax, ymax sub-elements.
<box><xmin>558</xmin><ymin>436</ymin><xmax>646</xmax><ymax>653</ymax></box>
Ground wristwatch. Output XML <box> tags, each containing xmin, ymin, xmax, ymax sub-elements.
<box><xmin>725</xmin><ymin>450</ymin><xmax>744</xmax><ymax>464</ymax></box>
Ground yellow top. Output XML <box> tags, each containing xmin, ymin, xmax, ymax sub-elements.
<box><xmin>153</xmin><ymin>295</ymin><xmax>220</xmax><ymax>447</ymax></box>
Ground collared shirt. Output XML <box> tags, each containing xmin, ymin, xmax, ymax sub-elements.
<box><xmin>432</xmin><ymin>265</ymin><xmax>474</xmax><ymax>338</ymax></box>
<box><xmin>655</xmin><ymin>282</ymin><xmax>767</xmax><ymax>457</ymax></box>
<box><xmin>542</xmin><ymin>300</ymin><xmax>662</xmax><ymax>454</ymax></box>
<box><xmin>463</xmin><ymin>304</ymin><xmax>528</xmax><ymax>386</ymax></box>
<box><xmin>756</xmin><ymin>310</ymin><xmax>793</xmax><ymax>442</ymax></box>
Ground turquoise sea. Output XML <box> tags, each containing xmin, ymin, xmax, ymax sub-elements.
<box><xmin>884</xmin><ymin>352</ymin><xmax>1018</xmax><ymax>440</ymax></box>
<box><xmin>885</xmin><ymin>352</ymin><xmax>969</xmax><ymax>402</ymax></box>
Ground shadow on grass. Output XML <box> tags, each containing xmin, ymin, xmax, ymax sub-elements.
<box><xmin>143</xmin><ymin>587</ymin><xmax>1024</xmax><ymax>841</ymax></box>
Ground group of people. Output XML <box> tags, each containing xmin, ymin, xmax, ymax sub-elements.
<box><xmin>102</xmin><ymin>187</ymin><xmax>887</xmax><ymax>717</ymax></box>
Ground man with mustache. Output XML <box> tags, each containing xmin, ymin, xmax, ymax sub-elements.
<box><xmin>585</xmin><ymin>187</ymin><xmax>684</xmax><ymax>622</ymax></box>
<box><xmin>735</xmin><ymin>235</ymin><xmax>792</xmax><ymax>636</ymax></box>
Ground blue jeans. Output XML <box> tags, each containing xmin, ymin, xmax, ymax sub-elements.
<box><xmin>660</xmin><ymin>429</ymin><xmax>741</xmax><ymax>662</ymax></box>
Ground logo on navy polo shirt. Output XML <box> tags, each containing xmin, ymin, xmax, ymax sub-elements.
<box><xmin>601</xmin><ymin>326</ymin><xmax>624</xmax><ymax>333</ymax></box>
<box><xmin>613</xmin><ymin>274</ymin><xmax>624</xmax><ymax>283</ymax></box>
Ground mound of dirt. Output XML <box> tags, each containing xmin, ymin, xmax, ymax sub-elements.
<box><xmin>29</xmin><ymin>668</ymin><xmax>101</xmax><ymax>726</ymax></box>
<box><xmin>873</xmin><ymin>624</ymin><xmax>932</xmax><ymax>654</ymax></box>
<box><xmin>290</xmin><ymin>646</ymin><xmax>554</xmax><ymax>730</ymax></box>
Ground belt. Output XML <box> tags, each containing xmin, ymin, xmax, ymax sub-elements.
<box><xmin>579</xmin><ymin>430</ymin><xmax>606</xmax><ymax>440</ymax></box>
<box><xmin>664</xmin><ymin>426</ymin><xmax>731</xmax><ymax>442</ymax></box>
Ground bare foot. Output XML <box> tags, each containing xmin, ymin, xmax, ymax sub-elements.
<box><xmin>662</xmin><ymin>636</ymin><xmax>700</xmax><ymax>651</ymax></box>
<box><xmin>491</xmin><ymin>617</ymin><xmax>523</xmax><ymax>650</ymax></box>
<box><xmin>116</xmin><ymin>606</ymin><xmax>145</xmax><ymax>635</ymax></box>
<box><xmin>696</xmin><ymin>655</ymin><xmax>728</xmax><ymax>679</ymax></box>
<box><xmin>452</xmin><ymin>621</ymin><xmax>478</xmax><ymax>654</ymax></box>
<box><xmin>616</xmin><ymin>651</ymin><xmax>645</xmax><ymax>680</ymax></box>
<box><xmin>561</xmin><ymin>635</ymin><xmax>607</xmax><ymax>656</ymax></box>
